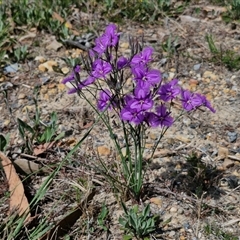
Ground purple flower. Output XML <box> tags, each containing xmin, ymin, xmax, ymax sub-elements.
<box><xmin>117</xmin><ymin>56</ymin><xmax>128</xmax><ymax>69</ymax></box>
<box><xmin>92</xmin><ymin>59</ymin><xmax>112</xmax><ymax>78</ymax></box>
<box><xmin>67</xmin><ymin>76</ymin><xmax>96</xmax><ymax>94</ymax></box>
<box><xmin>181</xmin><ymin>90</ymin><xmax>203</xmax><ymax>111</ymax></box>
<box><xmin>120</xmin><ymin>107</ymin><xmax>145</xmax><ymax>124</ymax></box>
<box><xmin>62</xmin><ymin>65</ymin><xmax>80</xmax><ymax>84</ymax></box>
<box><xmin>147</xmin><ymin>104</ymin><xmax>173</xmax><ymax>127</ymax></box>
<box><xmin>127</xmin><ymin>87</ymin><xmax>153</xmax><ymax>111</ymax></box>
<box><xmin>158</xmin><ymin>79</ymin><xmax>181</xmax><ymax>102</ymax></box>
<box><xmin>132</xmin><ymin>66</ymin><xmax>161</xmax><ymax>89</ymax></box>
<box><xmin>104</xmin><ymin>23</ymin><xmax>119</xmax><ymax>47</ymax></box>
<box><xmin>62</xmin><ymin>73</ymin><xmax>74</xmax><ymax>84</ymax></box>
<box><xmin>97</xmin><ymin>89</ymin><xmax>114</xmax><ymax>111</ymax></box>
<box><xmin>131</xmin><ymin>47</ymin><xmax>154</xmax><ymax>66</ymax></box>
<box><xmin>195</xmin><ymin>94</ymin><xmax>216</xmax><ymax>113</ymax></box>
<box><xmin>93</xmin><ymin>35</ymin><xmax>109</xmax><ymax>56</ymax></box>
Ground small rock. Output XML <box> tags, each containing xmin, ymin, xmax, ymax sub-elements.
<box><xmin>57</xmin><ymin>83</ymin><xmax>66</xmax><ymax>92</ymax></box>
<box><xmin>46</xmin><ymin>39</ymin><xmax>63</xmax><ymax>51</ymax></box>
<box><xmin>150</xmin><ymin>197</ymin><xmax>162</xmax><ymax>207</ymax></box>
<box><xmin>168</xmin><ymin>72</ymin><xmax>175</xmax><ymax>80</ymax></box>
<box><xmin>0</xmin><ymin>81</ymin><xmax>13</xmax><ymax>91</ymax></box>
<box><xmin>4</xmin><ymin>63</ymin><xmax>20</xmax><ymax>73</ymax></box>
<box><xmin>22</xmin><ymin>105</ymin><xmax>35</xmax><ymax>112</ymax></box>
<box><xmin>35</xmin><ymin>56</ymin><xmax>46</xmax><ymax>63</ymax></box>
<box><xmin>145</xmin><ymin>143</ymin><xmax>154</xmax><ymax>148</ymax></box>
<box><xmin>120</xmin><ymin>42</ymin><xmax>129</xmax><ymax>49</ymax></box>
<box><xmin>149</xmin><ymin>132</ymin><xmax>158</xmax><ymax>140</ymax></box>
<box><xmin>18</xmin><ymin>93</ymin><xmax>26</xmax><ymax>99</ymax></box>
<box><xmin>3</xmin><ymin>119</ymin><xmax>10</xmax><ymax>127</ymax></box>
<box><xmin>177</xmin><ymin>207</ymin><xmax>184</xmax><ymax>214</ymax></box>
<box><xmin>169</xmin><ymin>230</ymin><xmax>175</xmax><ymax>237</ymax></box>
<box><xmin>97</xmin><ymin>146</ymin><xmax>111</xmax><ymax>156</ymax></box>
<box><xmin>38</xmin><ymin>60</ymin><xmax>58</xmax><ymax>72</ymax></box>
<box><xmin>47</xmin><ymin>88</ymin><xmax>58</xmax><ymax>96</ymax></box>
<box><xmin>61</xmin><ymin>67</ymin><xmax>70</xmax><ymax>74</ymax></box>
<box><xmin>228</xmin><ymin>131</ymin><xmax>238</xmax><ymax>143</ymax></box>
<box><xmin>203</xmin><ymin>71</ymin><xmax>218</xmax><ymax>81</ymax></box>
<box><xmin>71</xmin><ymin>48</ymin><xmax>83</xmax><ymax>58</ymax></box>
<box><xmin>182</xmin><ymin>117</ymin><xmax>191</xmax><ymax>126</ymax></box>
<box><xmin>222</xmin><ymin>158</ymin><xmax>234</xmax><ymax>169</ymax></box>
<box><xmin>175</xmin><ymin>135</ymin><xmax>191</xmax><ymax>143</ymax></box>
<box><xmin>193</xmin><ymin>63</ymin><xmax>201</xmax><ymax>71</ymax></box>
<box><xmin>218</xmin><ymin>146</ymin><xmax>229</xmax><ymax>158</ymax></box>
<box><xmin>170</xmin><ymin>206</ymin><xmax>178</xmax><ymax>213</ymax></box>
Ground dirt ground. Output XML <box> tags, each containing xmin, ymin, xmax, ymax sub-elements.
<box><xmin>1</xmin><ymin>1</ymin><xmax>240</xmax><ymax>239</ymax></box>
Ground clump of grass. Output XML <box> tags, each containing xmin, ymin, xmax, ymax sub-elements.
<box><xmin>185</xmin><ymin>152</ymin><xmax>220</xmax><ymax>198</ymax></box>
<box><xmin>204</xmin><ymin>222</ymin><xmax>239</xmax><ymax>240</ymax></box>
<box><xmin>93</xmin><ymin>0</ymin><xmax>189</xmax><ymax>23</ymax></box>
<box><xmin>206</xmin><ymin>34</ymin><xmax>240</xmax><ymax>70</ymax></box>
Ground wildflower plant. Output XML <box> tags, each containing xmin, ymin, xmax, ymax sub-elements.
<box><xmin>62</xmin><ymin>23</ymin><xmax>215</xmax><ymax>201</ymax></box>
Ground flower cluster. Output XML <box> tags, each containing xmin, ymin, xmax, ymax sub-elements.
<box><xmin>62</xmin><ymin>23</ymin><xmax>215</xmax><ymax>128</ymax></box>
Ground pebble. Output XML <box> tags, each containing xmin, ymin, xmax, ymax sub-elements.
<box><xmin>38</xmin><ymin>60</ymin><xmax>58</xmax><ymax>72</ymax></box>
<box><xmin>120</xmin><ymin>42</ymin><xmax>129</xmax><ymax>49</ymax></box>
<box><xmin>170</xmin><ymin>206</ymin><xmax>178</xmax><ymax>213</ymax></box>
<box><xmin>61</xmin><ymin>67</ymin><xmax>69</xmax><ymax>74</ymax></box>
<box><xmin>228</xmin><ymin>131</ymin><xmax>238</xmax><ymax>143</ymax></box>
<box><xmin>177</xmin><ymin>207</ymin><xmax>184</xmax><ymax>214</ymax></box>
<box><xmin>168</xmin><ymin>72</ymin><xmax>175</xmax><ymax>79</ymax></box>
<box><xmin>203</xmin><ymin>71</ymin><xmax>218</xmax><ymax>81</ymax></box>
<box><xmin>3</xmin><ymin>119</ymin><xmax>10</xmax><ymax>127</ymax></box>
<box><xmin>193</xmin><ymin>63</ymin><xmax>201</xmax><ymax>71</ymax></box>
<box><xmin>97</xmin><ymin>146</ymin><xmax>111</xmax><ymax>156</ymax></box>
<box><xmin>169</xmin><ymin>230</ymin><xmax>175</xmax><ymax>237</ymax></box>
<box><xmin>18</xmin><ymin>93</ymin><xmax>26</xmax><ymax>100</ymax></box>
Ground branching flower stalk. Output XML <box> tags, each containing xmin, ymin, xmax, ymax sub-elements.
<box><xmin>62</xmin><ymin>23</ymin><xmax>215</xmax><ymax>201</ymax></box>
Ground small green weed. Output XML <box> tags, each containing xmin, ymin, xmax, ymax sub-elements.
<box><xmin>0</xmin><ymin>18</ymin><xmax>13</xmax><ymax>66</ymax></box>
<box><xmin>204</xmin><ymin>223</ymin><xmax>239</xmax><ymax>240</ymax></box>
<box><xmin>206</xmin><ymin>34</ymin><xmax>240</xmax><ymax>70</ymax></box>
<box><xmin>17</xmin><ymin>90</ymin><xmax>64</xmax><ymax>153</ymax></box>
<box><xmin>186</xmin><ymin>152</ymin><xmax>218</xmax><ymax>198</ymax></box>
<box><xmin>231</xmin><ymin>0</ymin><xmax>240</xmax><ymax>19</ymax></box>
<box><xmin>161</xmin><ymin>34</ymin><xmax>180</xmax><ymax>57</ymax></box>
<box><xmin>0</xmin><ymin>134</ymin><xmax>10</xmax><ymax>152</ymax></box>
<box><xmin>13</xmin><ymin>45</ymin><xmax>28</xmax><ymax>62</ymax></box>
<box><xmin>97</xmin><ymin>203</ymin><xmax>109</xmax><ymax>231</ymax></box>
<box><xmin>1</xmin><ymin>0</ymin><xmax>75</xmax><ymax>40</ymax></box>
<box><xmin>97</xmin><ymin>0</ymin><xmax>188</xmax><ymax>22</ymax></box>
<box><xmin>119</xmin><ymin>203</ymin><xmax>157</xmax><ymax>240</ymax></box>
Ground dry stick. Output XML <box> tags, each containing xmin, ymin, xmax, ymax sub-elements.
<box><xmin>228</xmin><ymin>154</ymin><xmax>240</xmax><ymax>162</ymax></box>
<box><xmin>195</xmin><ymin>191</ymin><xmax>207</xmax><ymax>239</ymax></box>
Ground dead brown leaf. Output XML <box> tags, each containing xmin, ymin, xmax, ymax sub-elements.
<box><xmin>149</xmin><ymin>197</ymin><xmax>162</xmax><ymax>207</ymax></box>
<box><xmin>14</xmin><ymin>158</ymin><xmax>40</xmax><ymax>174</ymax></box>
<box><xmin>0</xmin><ymin>151</ymin><xmax>30</xmax><ymax>223</ymax></box>
<box><xmin>52</xmin><ymin>12</ymin><xmax>64</xmax><ymax>23</ymax></box>
<box><xmin>79</xmin><ymin>120</ymin><xmax>94</xmax><ymax>130</ymax></box>
<box><xmin>33</xmin><ymin>141</ymin><xmax>56</xmax><ymax>156</ymax></box>
<box><xmin>19</xmin><ymin>31</ymin><xmax>37</xmax><ymax>42</ymax></box>
<box><xmin>52</xmin><ymin>11</ymin><xmax>72</xmax><ymax>29</ymax></box>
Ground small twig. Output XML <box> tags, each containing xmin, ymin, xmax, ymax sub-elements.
<box><xmin>222</xmin><ymin>218</ymin><xmax>240</xmax><ymax>227</ymax></box>
<box><xmin>195</xmin><ymin>192</ymin><xmax>207</xmax><ymax>239</ymax></box>
<box><xmin>62</xmin><ymin>39</ymin><xmax>90</xmax><ymax>51</ymax></box>
<box><xmin>228</xmin><ymin>154</ymin><xmax>240</xmax><ymax>162</ymax></box>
